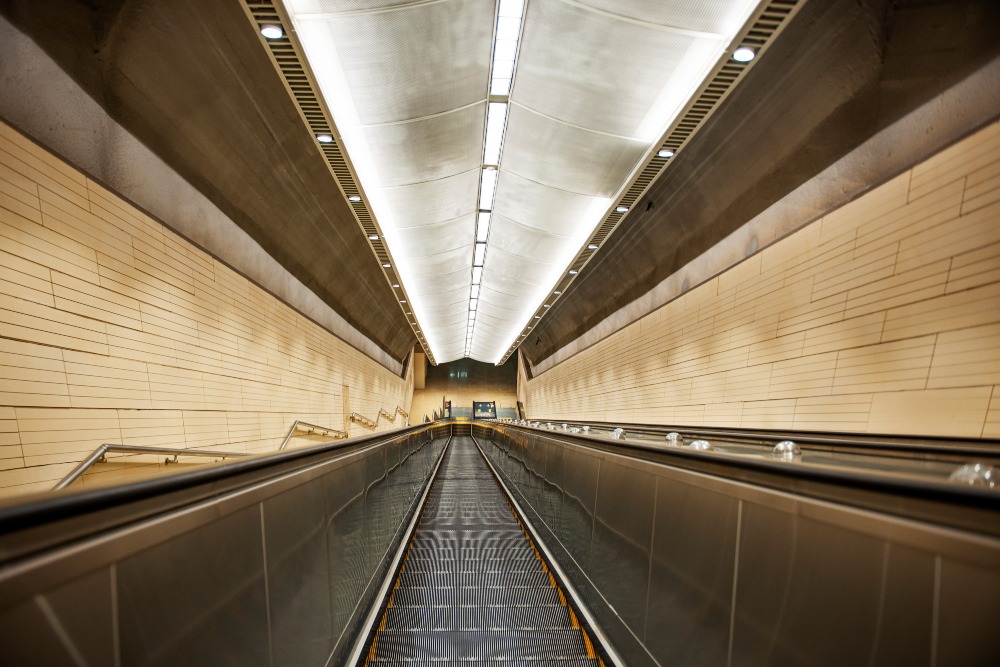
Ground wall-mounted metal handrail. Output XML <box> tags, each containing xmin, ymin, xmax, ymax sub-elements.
<box><xmin>55</xmin><ymin>419</ymin><xmax>350</xmax><ymax>491</ymax></box>
<box><xmin>350</xmin><ymin>412</ymin><xmax>378</xmax><ymax>428</ymax></box>
<box><xmin>351</xmin><ymin>406</ymin><xmax>410</xmax><ymax>429</ymax></box>
<box><xmin>278</xmin><ymin>420</ymin><xmax>348</xmax><ymax>451</ymax></box>
<box><xmin>53</xmin><ymin>444</ymin><xmax>250</xmax><ymax>491</ymax></box>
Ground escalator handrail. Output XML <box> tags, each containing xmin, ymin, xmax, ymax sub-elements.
<box><xmin>482</xmin><ymin>423</ymin><xmax>1000</xmax><ymax>514</ymax></box>
<box><xmin>0</xmin><ymin>423</ymin><xmax>443</xmax><ymax>536</ymax></box>
<box><xmin>519</xmin><ymin>418</ymin><xmax>1000</xmax><ymax>458</ymax></box>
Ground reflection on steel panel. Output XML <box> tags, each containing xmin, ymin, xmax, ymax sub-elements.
<box><xmin>476</xmin><ymin>422</ymin><xmax>1000</xmax><ymax>667</ymax></box>
<box><xmin>937</xmin><ymin>558</ymin><xmax>1000</xmax><ymax>665</ymax></box>
<box><xmin>263</xmin><ymin>477</ymin><xmax>333</xmax><ymax>666</ymax></box>
<box><xmin>117</xmin><ymin>504</ymin><xmax>270</xmax><ymax>666</ymax></box>
<box><xmin>645</xmin><ymin>480</ymin><xmax>738</xmax><ymax>666</ymax></box>
<box><xmin>0</xmin><ymin>428</ymin><xmax>445</xmax><ymax>667</ymax></box>
<box><xmin>591</xmin><ymin>459</ymin><xmax>655</xmax><ymax>634</ymax></box>
<box><xmin>0</xmin><ymin>567</ymin><xmax>115</xmax><ymax>666</ymax></box>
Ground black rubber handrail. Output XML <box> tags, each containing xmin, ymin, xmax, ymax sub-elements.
<box><xmin>0</xmin><ymin>423</ymin><xmax>442</xmax><ymax>535</ymax></box>
<box><xmin>520</xmin><ymin>419</ymin><xmax>1000</xmax><ymax>460</ymax></box>
<box><xmin>478</xmin><ymin>422</ymin><xmax>1000</xmax><ymax>540</ymax></box>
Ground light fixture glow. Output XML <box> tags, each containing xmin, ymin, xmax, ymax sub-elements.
<box><xmin>348</xmin><ymin>195</ymin><xmax>362</xmax><ymax>202</ymax></box>
<box><xmin>543</xmin><ymin>304</ymin><xmax>550</xmax><ymax>308</ymax></box>
<box><xmin>287</xmin><ymin>0</ymin><xmax>764</xmax><ymax>366</ymax></box>
<box><xmin>382</xmin><ymin>263</ymin><xmax>391</xmax><ymax>268</ymax></box>
<box><xmin>490</xmin><ymin>0</ymin><xmax>524</xmax><ymax>95</ymax></box>
<box><xmin>260</xmin><ymin>24</ymin><xmax>283</xmax><ymax>40</ymax></box>
<box><xmin>733</xmin><ymin>46</ymin><xmax>756</xmax><ymax>62</ymax></box>
<box><xmin>479</xmin><ymin>169</ymin><xmax>498</xmax><ymax>209</ymax></box>
<box><xmin>392</xmin><ymin>284</ymin><xmax>399</xmax><ymax>288</ymax></box>
<box><xmin>368</xmin><ymin>234</ymin><xmax>379</xmax><ymax>240</ymax></box>
<box><xmin>483</xmin><ymin>103</ymin><xmax>508</xmax><ymax>166</ymax></box>
<box><xmin>658</xmin><ymin>149</ymin><xmax>675</xmax><ymax>158</ymax></box>
<box><xmin>498</xmin><ymin>0</ymin><xmax>525</xmax><ymax>19</ymax></box>
<box><xmin>476</xmin><ymin>212</ymin><xmax>491</xmax><ymax>242</ymax></box>
<box><xmin>400</xmin><ymin>299</ymin><xmax>406</xmax><ymax>303</ymax></box>
<box><xmin>553</xmin><ymin>291</ymin><xmax>561</xmax><ymax>295</ymax></box>
<box><xmin>316</xmin><ymin>134</ymin><xmax>334</xmax><ymax>144</ymax></box>
<box><xmin>587</xmin><ymin>244</ymin><xmax>598</xmax><ymax>250</ymax></box>
<box><xmin>496</xmin><ymin>15</ymin><xmax>520</xmax><ymax>41</ymax></box>
<box><xmin>615</xmin><ymin>205</ymin><xmax>629</xmax><ymax>213</ymax></box>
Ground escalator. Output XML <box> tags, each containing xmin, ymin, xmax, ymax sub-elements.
<box><xmin>363</xmin><ymin>436</ymin><xmax>605</xmax><ymax>665</ymax></box>
<box><xmin>1</xmin><ymin>421</ymin><xmax>997</xmax><ymax>665</ymax></box>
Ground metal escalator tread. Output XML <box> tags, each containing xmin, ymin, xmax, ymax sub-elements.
<box><xmin>365</xmin><ymin>436</ymin><xmax>602</xmax><ymax>666</ymax></box>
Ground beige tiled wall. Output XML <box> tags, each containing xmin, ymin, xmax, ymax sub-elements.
<box><xmin>524</xmin><ymin>121</ymin><xmax>1000</xmax><ymax>438</ymax></box>
<box><xmin>0</xmin><ymin>119</ymin><xmax>411</xmax><ymax>497</ymax></box>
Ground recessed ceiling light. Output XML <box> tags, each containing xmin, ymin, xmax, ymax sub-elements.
<box><xmin>733</xmin><ymin>46</ymin><xmax>756</xmax><ymax>62</ymax></box>
<box><xmin>615</xmin><ymin>206</ymin><xmax>629</xmax><ymax>213</ymax></box>
<box><xmin>368</xmin><ymin>234</ymin><xmax>378</xmax><ymax>240</ymax></box>
<box><xmin>587</xmin><ymin>244</ymin><xmax>598</xmax><ymax>250</ymax></box>
<box><xmin>534</xmin><ymin>315</ymin><xmax>541</xmax><ymax>319</ymax></box>
<box><xmin>400</xmin><ymin>299</ymin><xmax>406</xmax><ymax>303</ymax></box>
<box><xmin>317</xmin><ymin>134</ymin><xmax>334</xmax><ymax>143</ymax></box>
<box><xmin>382</xmin><ymin>263</ymin><xmax>391</xmax><ymax>268</ymax></box>
<box><xmin>260</xmin><ymin>24</ymin><xmax>283</xmax><ymax>40</ymax></box>
<box><xmin>569</xmin><ymin>269</ymin><xmax>578</xmax><ymax>275</ymax></box>
<box><xmin>348</xmin><ymin>195</ymin><xmax>362</xmax><ymax>202</ymax></box>
<box><xmin>658</xmin><ymin>149</ymin><xmax>674</xmax><ymax>158</ymax></box>
<box><xmin>392</xmin><ymin>283</ymin><xmax>399</xmax><ymax>288</ymax></box>
<box><xmin>543</xmin><ymin>304</ymin><xmax>550</xmax><ymax>308</ymax></box>
<box><xmin>553</xmin><ymin>291</ymin><xmax>561</xmax><ymax>295</ymax></box>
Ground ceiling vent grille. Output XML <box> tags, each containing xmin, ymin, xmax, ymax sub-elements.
<box><xmin>499</xmin><ymin>0</ymin><xmax>803</xmax><ymax>364</ymax></box>
<box><xmin>242</xmin><ymin>0</ymin><xmax>433</xmax><ymax>364</ymax></box>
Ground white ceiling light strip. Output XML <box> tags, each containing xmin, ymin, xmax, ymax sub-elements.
<box><xmin>475</xmin><ymin>0</ymin><xmax>765</xmax><ymax>364</ymax></box>
<box><xmin>281</xmin><ymin>0</ymin><xmax>769</xmax><ymax>365</ymax></box>
<box><xmin>467</xmin><ymin>0</ymin><xmax>524</xmax><ymax>358</ymax></box>
<box><xmin>284</xmin><ymin>0</ymin><xmax>497</xmax><ymax>364</ymax></box>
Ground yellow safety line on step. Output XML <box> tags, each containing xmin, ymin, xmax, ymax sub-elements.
<box><xmin>488</xmin><ymin>443</ymin><xmax>607</xmax><ymax>666</ymax></box>
<box><xmin>582</xmin><ymin>629</ymin><xmax>597</xmax><ymax>659</ymax></box>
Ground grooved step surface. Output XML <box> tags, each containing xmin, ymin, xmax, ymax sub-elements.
<box><xmin>366</xmin><ymin>437</ymin><xmax>599</xmax><ymax>665</ymax></box>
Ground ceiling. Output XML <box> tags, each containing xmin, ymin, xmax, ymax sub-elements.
<box><xmin>2</xmin><ymin>0</ymin><xmax>998</xmax><ymax>368</ymax></box>
<box><xmin>280</xmin><ymin>0</ymin><xmax>764</xmax><ymax>364</ymax></box>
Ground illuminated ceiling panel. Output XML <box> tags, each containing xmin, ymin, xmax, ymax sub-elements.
<box><xmin>285</xmin><ymin>0</ymin><xmax>764</xmax><ymax>364</ymax></box>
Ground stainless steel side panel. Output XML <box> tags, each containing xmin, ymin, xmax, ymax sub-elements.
<box><xmin>0</xmin><ymin>429</ymin><xmax>446</xmax><ymax>667</ymax></box>
<box><xmin>477</xmin><ymin>424</ymin><xmax>1000</xmax><ymax>667</ymax></box>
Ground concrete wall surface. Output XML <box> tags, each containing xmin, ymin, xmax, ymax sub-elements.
<box><xmin>523</xmin><ymin>121</ymin><xmax>1000</xmax><ymax>438</ymax></box>
<box><xmin>0</xmin><ymin>118</ymin><xmax>413</xmax><ymax>498</ymax></box>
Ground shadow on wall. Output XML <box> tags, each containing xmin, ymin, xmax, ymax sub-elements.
<box><xmin>411</xmin><ymin>357</ymin><xmax>518</xmax><ymax>421</ymax></box>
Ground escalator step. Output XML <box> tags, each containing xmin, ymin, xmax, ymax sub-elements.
<box><xmin>410</xmin><ymin>534</ymin><xmax>534</xmax><ymax>551</ymax></box>
<box><xmin>390</xmin><ymin>585</ymin><xmax>562</xmax><ymax>607</ymax></box>
<box><xmin>365</xmin><ymin>438</ymin><xmax>601</xmax><ymax>665</ymax></box>
<box><xmin>368</xmin><ymin>661</ymin><xmax>599</xmax><ymax>667</ymax></box>
<box><xmin>397</xmin><ymin>569</ymin><xmax>552</xmax><ymax>588</ymax></box>
<box><xmin>402</xmin><ymin>556</ymin><xmax>540</xmax><ymax>572</ymax></box>
<box><xmin>382</xmin><ymin>605</ymin><xmax>574</xmax><ymax>631</ymax></box>
<box><xmin>370</xmin><ymin>629</ymin><xmax>592</xmax><ymax>661</ymax></box>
